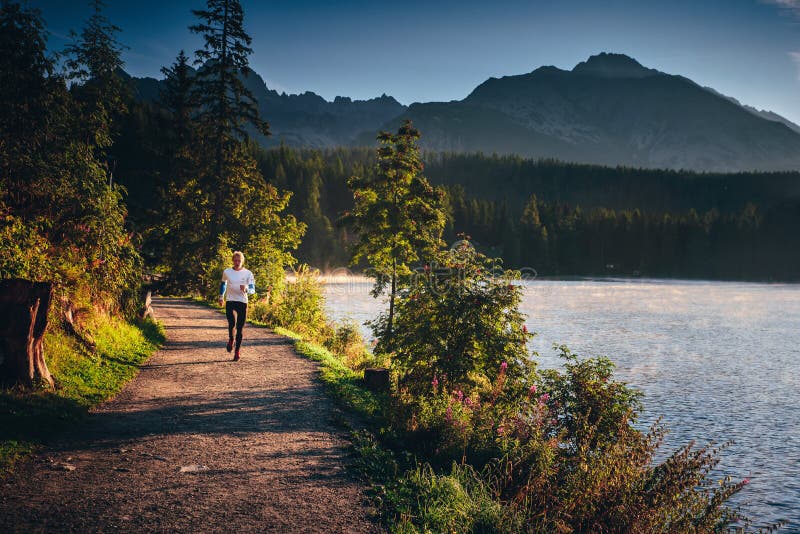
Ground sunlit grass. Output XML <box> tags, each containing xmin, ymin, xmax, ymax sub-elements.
<box><xmin>276</xmin><ymin>326</ymin><xmax>385</xmax><ymax>420</ymax></box>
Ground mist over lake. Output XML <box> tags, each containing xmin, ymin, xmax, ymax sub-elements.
<box><xmin>324</xmin><ymin>276</ymin><xmax>800</xmax><ymax>527</ymax></box>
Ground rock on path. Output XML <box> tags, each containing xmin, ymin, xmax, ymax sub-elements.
<box><xmin>0</xmin><ymin>297</ymin><xmax>381</xmax><ymax>533</ymax></box>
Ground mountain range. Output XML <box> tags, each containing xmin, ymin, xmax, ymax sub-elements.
<box><xmin>130</xmin><ymin>53</ymin><xmax>800</xmax><ymax>172</ymax></box>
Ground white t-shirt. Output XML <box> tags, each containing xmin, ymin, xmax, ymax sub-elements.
<box><xmin>222</xmin><ymin>267</ymin><xmax>255</xmax><ymax>304</ymax></box>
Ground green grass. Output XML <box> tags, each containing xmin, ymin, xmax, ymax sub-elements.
<box><xmin>276</xmin><ymin>326</ymin><xmax>385</xmax><ymax>420</ymax></box>
<box><xmin>0</xmin><ymin>316</ymin><xmax>164</xmax><ymax>475</ymax></box>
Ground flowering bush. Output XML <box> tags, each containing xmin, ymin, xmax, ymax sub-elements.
<box><xmin>342</xmin><ymin>240</ymin><xmax>765</xmax><ymax>531</ymax></box>
<box><xmin>377</xmin><ymin>346</ymin><xmax>760</xmax><ymax>532</ymax></box>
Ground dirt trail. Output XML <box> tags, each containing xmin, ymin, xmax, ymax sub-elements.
<box><xmin>0</xmin><ymin>297</ymin><xmax>381</xmax><ymax>533</ymax></box>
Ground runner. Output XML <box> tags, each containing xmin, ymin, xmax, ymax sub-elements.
<box><xmin>218</xmin><ymin>251</ymin><xmax>255</xmax><ymax>361</ymax></box>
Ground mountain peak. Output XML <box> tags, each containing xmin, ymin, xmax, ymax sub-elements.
<box><xmin>572</xmin><ymin>52</ymin><xmax>660</xmax><ymax>78</ymax></box>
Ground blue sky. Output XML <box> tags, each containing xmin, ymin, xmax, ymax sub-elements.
<box><xmin>27</xmin><ymin>0</ymin><xmax>800</xmax><ymax>124</ymax></box>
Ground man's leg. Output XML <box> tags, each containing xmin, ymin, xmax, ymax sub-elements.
<box><xmin>234</xmin><ymin>302</ymin><xmax>247</xmax><ymax>351</ymax></box>
<box><xmin>225</xmin><ymin>301</ymin><xmax>235</xmax><ymax>352</ymax></box>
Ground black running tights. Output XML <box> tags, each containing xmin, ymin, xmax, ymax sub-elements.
<box><xmin>225</xmin><ymin>301</ymin><xmax>247</xmax><ymax>350</ymax></box>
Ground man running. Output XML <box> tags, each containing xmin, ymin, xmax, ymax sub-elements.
<box><xmin>218</xmin><ymin>251</ymin><xmax>255</xmax><ymax>361</ymax></box>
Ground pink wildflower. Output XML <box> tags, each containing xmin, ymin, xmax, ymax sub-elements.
<box><xmin>432</xmin><ymin>375</ymin><xmax>439</xmax><ymax>389</ymax></box>
<box><xmin>522</xmin><ymin>325</ymin><xmax>528</xmax><ymax>334</ymax></box>
<box><xmin>539</xmin><ymin>393</ymin><xmax>550</xmax><ymax>403</ymax></box>
<box><xmin>500</xmin><ymin>361</ymin><xmax>508</xmax><ymax>371</ymax></box>
<box><xmin>497</xmin><ymin>425</ymin><xmax>504</xmax><ymax>435</ymax></box>
<box><xmin>445</xmin><ymin>406</ymin><xmax>453</xmax><ymax>422</ymax></box>
<box><xmin>528</xmin><ymin>384</ymin><xmax>537</xmax><ymax>396</ymax></box>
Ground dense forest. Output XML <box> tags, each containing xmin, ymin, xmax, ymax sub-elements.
<box><xmin>118</xmin><ymin>137</ymin><xmax>800</xmax><ymax>280</ymax></box>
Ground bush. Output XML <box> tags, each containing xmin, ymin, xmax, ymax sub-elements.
<box><xmin>476</xmin><ymin>347</ymin><xmax>755</xmax><ymax>532</ymax></box>
<box><xmin>360</xmin><ymin>242</ymin><xmax>762</xmax><ymax>532</ymax></box>
<box><xmin>374</xmin><ymin>241</ymin><xmax>535</xmax><ymax>402</ymax></box>
<box><xmin>376</xmin><ymin>345</ymin><xmax>757</xmax><ymax>532</ymax></box>
<box><xmin>249</xmin><ymin>265</ymin><xmax>330</xmax><ymax>342</ymax></box>
<box><xmin>323</xmin><ymin>319</ymin><xmax>372</xmax><ymax>370</ymax></box>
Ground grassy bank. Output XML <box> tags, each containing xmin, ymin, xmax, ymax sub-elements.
<box><xmin>278</xmin><ymin>327</ymin><xmax>503</xmax><ymax>532</ymax></box>
<box><xmin>0</xmin><ymin>315</ymin><xmax>164</xmax><ymax>474</ymax></box>
<box><xmin>276</xmin><ymin>326</ymin><xmax>385</xmax><ymax>422</ymax></box>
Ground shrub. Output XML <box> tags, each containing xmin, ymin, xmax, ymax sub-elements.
<box><xmin>369</xmin><ymin>347</ymin><xmax>757</xmax><ymax>532</ymax></box>
<box><xmin>374</xmin><ymin>241</ymin><xmax>535</xmax><ymax>402</ymax></box>
<box><xmin>248</xmin><ymin>265</ymin><xmax>331</xmax><ymax>343</ymax></box>
<box><xmin>323</xmin><ymin>319</ymin><xmax>373</xmax><ymax>370</ymax></box>
<box><xmin>476</xmin><ymin>347</ymin><xmax>750</xmax><ymax>532</ymax></box>
<box><xmin>363</xmin><ymin>241</ymin><xmax>762</xmax><ymax>532</ymax></box>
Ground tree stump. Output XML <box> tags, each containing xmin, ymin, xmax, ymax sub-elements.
<box><xmin>363</xmin><ymin>367</ymin><xmax>390</xmax><ymax>392</ymax></box>
<box><xmin>141</xmin><ymin>290</ymin><xmax>154</xmax><ymax>319</ymax></box>
<box><xmin>0</xmin><ymin>279</ymin><xmax>54</xmax><ymax>389</ymax></box>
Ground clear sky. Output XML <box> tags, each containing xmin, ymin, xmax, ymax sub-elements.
<box><xmin>26</xmin><ymin>0</ymin><xmax>800</xmax><ymax>124</ymax></box>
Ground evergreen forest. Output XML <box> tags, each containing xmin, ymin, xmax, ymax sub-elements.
<box><xmin>120</xmin><ymin>142</ymin><xmax>800</xmax><ymax>281</ymax></box>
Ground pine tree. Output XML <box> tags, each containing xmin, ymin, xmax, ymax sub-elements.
<box><xmin>0</xmin><ymin>0</ymin><xmax>65</xmax><ymax>214</ymax></box>
<box><xmin>64</xmin><ymin>0</ymin><xmax>129</xmax><ymax>149</ymax></box>
<box><xmin>342</xmin><ymin>120</ymin><xmax>446</xmax><ymax>350</ymax></box>
<box><xmin>153</xmin><ymin>50</ymin><xmax>208</xmax><ymax>291</ymax></box>
<box><xmin>189</xmin><ymin>0</ymin><xmax>270</xmax><ymax>259</ymax></box>
<box><xmin>186</xmin><ymin>0</ymin><xmax>303</xmax><ymax>292</ymax></box>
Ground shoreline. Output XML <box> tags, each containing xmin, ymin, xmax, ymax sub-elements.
<box><xmin>296</xmin><ymin>271</ymin><xmax>800</xmax><ymax>287</ymax></box>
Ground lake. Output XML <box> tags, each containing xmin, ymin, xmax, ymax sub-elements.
<box><xmin>323</xmin><ymin>276</ymin><xmax>800</xmax><ymax>528</ymax></box>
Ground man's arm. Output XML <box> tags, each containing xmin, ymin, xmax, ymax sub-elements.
<box><xmin>218</xmin><ymin>274</ymin><xmax>227</xmax><ymax>305</ymax></box>
<box><xmin>247</xmin><ymin>272</ymin><xmax>256</xmax><ymax>295</ymax></box>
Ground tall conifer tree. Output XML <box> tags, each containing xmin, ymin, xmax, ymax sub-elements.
<box><xmin>187</xmin><ymin>0</ymin><xmax>302</xmax><ymax>292</ymax></box>
<box><xmin>64</xmin><ymin>0</ymin><xmax>128</xmax><ymax>150</ymax></box>
<box><xmin>153</xmin><ymin>50</ymin><xmax>208</xmax><ymax>291</ymax></box>
<box><xmin>342</xmin><ymin>120</ymin><xmax>446</xmax><ymax>350</ymax></box>
<box><xmin>189</xmin><ymin>0</ymin><xmax>269</xmax><ymax>256</ymax></box>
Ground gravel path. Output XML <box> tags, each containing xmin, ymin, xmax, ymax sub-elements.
<box><xmin>0</xmin><ymin>297</ymin><xmax>381</xmax><ymax>533</ymax></box>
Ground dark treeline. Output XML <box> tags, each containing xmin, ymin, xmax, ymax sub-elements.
<box><xmin>200</xmin><ymin>146</ymin><xmax>797</xmax><ymax>280</ymax></box>
<box><xmin>425</xmin><ymin>152</ymin><xmax>800</xmax><ymax>214</ymax></box>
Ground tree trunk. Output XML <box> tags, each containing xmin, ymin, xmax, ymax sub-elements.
<box><xmin>387</xmin><ymin>258</ymin><xmax>396</xmax><ymax>352</ymax></box>
<box><xmin>0</xmin><ymin>279</ymin><xmax>54</xmax><ymax>389</ymax></box>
